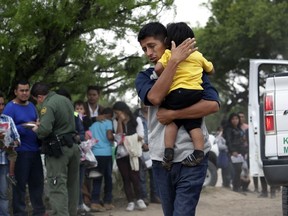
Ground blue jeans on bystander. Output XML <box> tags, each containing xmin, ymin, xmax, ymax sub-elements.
<box><xmin>0</xmin><ymin>164</ymin><xmax>9</xmax><ymax>216</ymax></box>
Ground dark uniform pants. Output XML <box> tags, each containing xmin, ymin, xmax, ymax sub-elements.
<box><xmin>46</xmin><ymin>144</ymin><xmax>80</xmax><ymax>216</ymax></box>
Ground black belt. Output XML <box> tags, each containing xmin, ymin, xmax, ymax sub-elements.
<box><xmin>59</xmin><ymin>133</ymin><xmax>75</xmax><ymax>148</ymax></box>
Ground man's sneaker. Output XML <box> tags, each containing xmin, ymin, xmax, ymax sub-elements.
<box><xmin>90</xmin><ymin>203</ymin><xmax>106</xmax><ymax>212</ymax></box>
<box><xmin>136</xmin><ymin>199</ymin><xmax>147</xmax><ymax>210</ymax></box>
<box><xmin>7</xmin><ymin>175</ymin><xmax>17</xmax><ymax>186</ymax></box>
<box><xmin>126</xmin><ymin>202</ymin><xmax>135</xmax><ymax>211</ymax></box>
<box><xmin>104</xmin><ymin>203</ymin><xmax>115</xmax><ymax>210</ymax></box>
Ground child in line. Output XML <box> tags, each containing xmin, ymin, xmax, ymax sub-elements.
<box><xmin>0</xmin><ymin>94</ymin><xmax>20</xmax><ymax>186</ymax></box>
<box><xmin>74</xmin><ymin>100</ymin><xmax>86</xmax><ymax>120</ymax></box>
<box><xmin>154</xmin><ymin>22</ymin><xmax>215</xmax><ymax>170</ymax></box>
<box><xmin>73</xmin><ymin>99</ymin><xmax>94</xmax><ymax>212</ymax></box>
<box><xmin>89</xmin><ymin>107</ymin><xmax>115</xmax><ymax>211</ymax></box>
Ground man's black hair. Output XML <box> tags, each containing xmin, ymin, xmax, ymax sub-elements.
<box><xmin>30</xmin><ymin>82</ymin><xmax>50</xmax><ymax>97</ymax></box>
<box><xmin>86</xmin><ymin>85</ymin><xmax>101</xmax><ymax>94</ymax></box>
<box><xmin>166</xmin><ymin>22</ymin><xmax>195</xmax><ymax>49</ymax></box>
<box><xmin>15</xmin><ymin>79</ymin><xmax>30</xmax><ymax>90</ymax></box>
<box><xmin>137</xmin><ymin>22</ymin><xmax>167</xmax><ymax>43</ymax></box>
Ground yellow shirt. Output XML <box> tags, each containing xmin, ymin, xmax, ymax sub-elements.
<box><xmin>158</xmin><ymin>49</ymin><xmax>213</xmax><ymax>94</ymax></box>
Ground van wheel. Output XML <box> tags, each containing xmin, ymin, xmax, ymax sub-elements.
<box><xmin>283</xmin><ymin>186</ymin><xmax>288</xmax><ymax>216</ymax></box>
<box><xmin>203</xmin><ymin>161</ymin><xmax>218</xmax><ymax>187</ymax></box>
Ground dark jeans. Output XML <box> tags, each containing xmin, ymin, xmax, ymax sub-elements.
<box><xmin>91</xmin><ymin>156</ymin><xmax>113</xmax><ymax>204</ymax></box>
<box><xmin>116</xmin><ymin>156</ymin><xmax>141</xmax><ymax>202</ymax></box>
<box><xmin>13</xmin><ymin>151</ymin><xmax>45</xmax><ymax>216</ymax></box>
<box><xmin>221</xmin><ymin>161</ymin><xmax>233</xmax><ymax>188</ymax></box>
<box><xmin>139</xmin><ymin>159</ymin><xmax>159</xmax><ymax>200</ymax></box>
<box><xmin>152</xmin><ymin>155</ymin><xmax>208</xmax><ymax>216</ymax></box>
<box><xmin>232</xmin><ymin>162</ymin><xmax>243</xmax><ymax>192</ymax></box>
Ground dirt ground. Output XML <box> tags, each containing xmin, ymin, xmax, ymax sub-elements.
<box><xmin>91</xmin><ymin>186</ymin><xmax>282</xmax><ymax>216</ymax></box>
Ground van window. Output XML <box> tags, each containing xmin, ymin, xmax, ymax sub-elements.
<box><xmin>257</xmin><ymin>64</ymin><xmax>288</xmax><ymax>103</ymax></box>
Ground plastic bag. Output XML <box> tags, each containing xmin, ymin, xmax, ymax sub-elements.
<box><xmin>231</xmin><ymin>153</ymin><xmax>244</xmax><ymax>164</ymax></box>
<box><xmin>80</xmin><ymin>139</ymin><xmax>97</xmax><ymax>167</ymax></box>
<box><xmin>141</xmin><ymin>151</ymin><xmax>152</xmax><ymax>169</ymax></box>
<box><xmin>0</xmin><ymin>122</ymin><xmax>14</xmax><ymax>147</ymax></box>
<box><xmin>116</xmin><ymin>144</ymin><xmax>129</xmax><ymax>159</ymax></box>
<box><xmin>85</xmin><ymin>149</ymin><xmax>98</xmax><ymax>167</ymax></box>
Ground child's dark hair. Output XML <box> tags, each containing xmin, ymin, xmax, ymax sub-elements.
<box><xmin>101</xmin><ymin>107</ymin><xmax>113</xmax><ymax>116</ymax></box>
<box><xmin>74</xmin><ymin>100</ymin><xmax>85</xmax><ymax>108</ymax></box>
<box><xmin>166</xmin><ymin>22</ymin><xmax>195</xmax><ymax>49</ymax></box>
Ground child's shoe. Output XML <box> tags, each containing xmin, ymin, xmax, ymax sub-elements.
<box><xmin>182</xmin><ymin>150</ymin><xmax>204</xmax><ymax>167</ymax></box>
<box><xmin>162</xmin><ymin>148</ymin><xmax>174</xmax><ymax>171</ymax></box>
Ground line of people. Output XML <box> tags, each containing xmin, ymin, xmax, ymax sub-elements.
<box><xmin>0</xmin><ymin>81</ymin><xmax>161</xmax><ymax>216</ymax></box>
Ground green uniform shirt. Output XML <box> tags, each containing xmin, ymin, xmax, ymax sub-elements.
<box><xmin>37</xmin><ymin>91</ymin><xmax>76</xmax><ymax>139</ymax></box>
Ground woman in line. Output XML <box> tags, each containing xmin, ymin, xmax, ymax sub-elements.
<box><xmin>223</xmin><ymin>113</ymin><xmax>246</xmax><ymax>193</ymax></box>
<box><xmin>113</xmin><ymin>101</ymin><xmax>147</xmax><ymax>211</ymax></box>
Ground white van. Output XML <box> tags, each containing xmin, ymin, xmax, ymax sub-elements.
<box><xmin>262</xmin><ymin>72</ymin><xmax>288</xmax><ymax>185</ymax></box>
<box><xmin>248</xmin><ymin>59</ymin><xmax>288</xmax><ymax>214</ymax></box>
<box><xmin>248</xmin><ymin>59</ymin><xmax>288</xmax><ymax>181</ymax></box>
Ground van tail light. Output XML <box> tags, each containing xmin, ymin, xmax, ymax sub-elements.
<box><xmin>265</xmin><ymin>116</ymin><xmax>274</xmax><ymax>132</ymax></box>
<box><xmin>264</xmin><ymin>94</ymin><xmax>273</xmax><ymax>111</ymax></box>
<box><xmin>264</xmin><ymin>93</ymin><xmax>275</xmax><ymax>134</ymax></box>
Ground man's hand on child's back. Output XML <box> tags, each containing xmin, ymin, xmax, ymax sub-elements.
<box><xmin>157</xmin><ymin>108</ymin><xmax>175</xmax><ymax>125</ymax></box>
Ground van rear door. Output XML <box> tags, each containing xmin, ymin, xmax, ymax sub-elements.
<box><xmin>264</xmin><ymin>73</ymin><xmax>288</xmax><ymax>158</ymax></box>
<box><xmin>263</xmin><ymin>73</ymin><xmax>288</xmax><ymax>185</ymax></box>
<box><xmin>248</xmin><ymin>59</ymin><xmax>288</xmax><ymax>179</ymax></box>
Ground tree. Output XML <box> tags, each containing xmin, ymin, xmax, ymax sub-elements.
<box><xmin>197</xmin><ymin>0</ymin><xmax>288</xmax><ymax>124</ymax></box>
<box><xmin>0</xmin><ymin>0</ymin><xmax>174</xmax><ymax>100</ymax></box>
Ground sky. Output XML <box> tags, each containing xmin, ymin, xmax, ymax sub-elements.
<box><xmin>161</xmin><ymin>0</ymin><xmax>211</xmax><ymax>27</ymax></box>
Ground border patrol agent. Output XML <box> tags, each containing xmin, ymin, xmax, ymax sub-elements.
<box><xmin>31</xmin><ymin>82</ymin><xmax>80</xmax><ymax>216</ymax></box>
